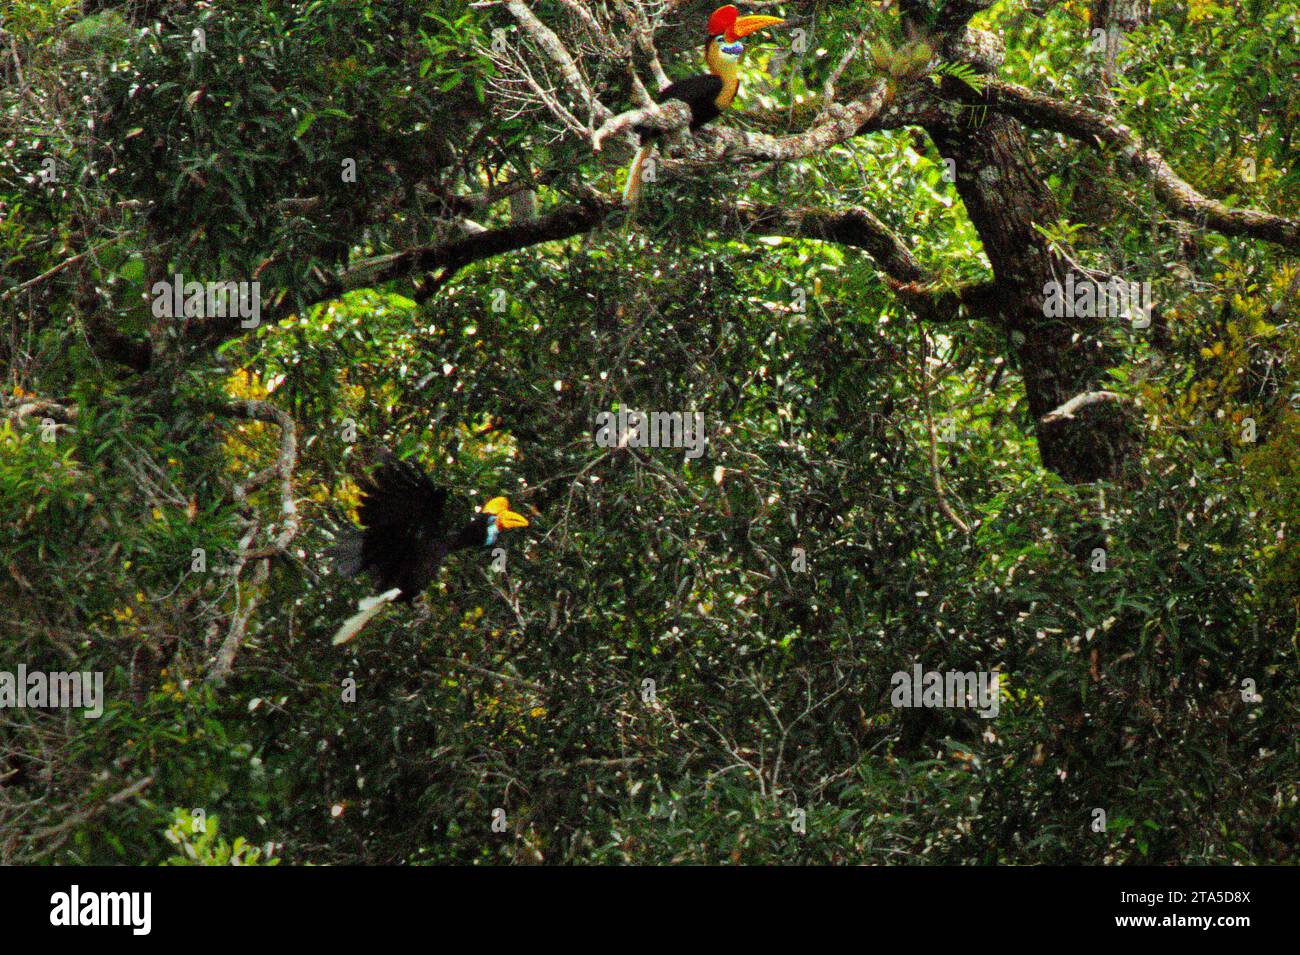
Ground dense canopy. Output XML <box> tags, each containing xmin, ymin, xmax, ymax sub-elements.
<box><xmin>1</xmin><ymin>0</ymin><xmax>1297</xmax><ymax>864</ymax></box>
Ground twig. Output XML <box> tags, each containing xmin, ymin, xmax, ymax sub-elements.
<box><xmin>28</xmin><ymin>776</ymin><xmax>154</xmax><ymax>845</ymax></box>
<box><xmin>431</xmin><ymin>656</ymin><xmax>546</xmax><ymax>693</ymax></box>
<box><xmin>505</xmin><ymin>0</ymin><xmax>613</xmax><ymax>127</ymax></box>
<box><xmin>0</xmin><ymin>241</ymin><xmax>116</xmax><ymax>300</ymax></box>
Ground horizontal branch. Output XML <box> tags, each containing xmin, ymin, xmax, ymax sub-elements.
<box><xmin>592</xmin><ymin>99</ymin><xmax>690</xmax><ymax>151</ymax></box>
<box><xmin>3</xmin><ymin>396</ymin><xmax>79</xmax><ymax>425</ymax></box>
<box><xmin>728</xmin><ymin>202</ymin><xmax>930</xmax><ymax>283</ymax></box>
<box><xmin>29</xmin><ymin>776</ymin><xmax>154</xmax><ymax>845</ymax></box>
<box><xmin>986</xmin><ymin>79</ymin><xmax>1300</xmax><ymax>250</ymax></box>
<box><xmin>594</xmin><ymin>78</ymin><xmax>894</xmax><ymax>165</ymax></box>
<box><xmin>204</xmin><ymin>195</ymin><xmax>624</xmax><ymax>338</ymax></box>
<box><xmin>0</xmin><ymin>241</ymin><xmax>116</xmax><ymax>301</ymax></box>
<box><xmin>1040</xmin><ymin>390</ymin><xmax>1135</xmax><ymax>424</ymax></box>
<box><xmin>245</xmin><ymin>194</ymin><xmax>996</xmax><ymax>339</ymax></box>
<box><xmin>888</xmin><ymin>278</ymin><xmax>1004</xmax><ymax>324</ymax></box>
<box><xmin>340</xmin><ymin>195</ymin><xmax>620</xmax><ymax>301</ymax></box>
<box><xmin>704</xmin><ymin>79</ymin><xmax>893</xmax><ymax>163</ymax></box>
<box><xmin>725</xmin><ymin>201</ymin><xmax>1001</xmax><ymax>323</ymax></box>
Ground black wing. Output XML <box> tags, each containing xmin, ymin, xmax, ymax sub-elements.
<box><xmin>351</xmin><ymin>457</ymin><xmax>449</xmax><ymax>599</ymax></box>
<box><xmin>643</xmin><ymin>74</ymin><xmax>724</xmax><ymax>133</ymax></box>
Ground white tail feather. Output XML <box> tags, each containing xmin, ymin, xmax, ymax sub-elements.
<box><xmin>623</xmin><ymin>142</ymin><xmax>653</xmax><ymax>206</ymax></box>
<box><xmin>332</xmin><ymin>588</ymin><xmax>402</xmax><ymax>646</ymax></box>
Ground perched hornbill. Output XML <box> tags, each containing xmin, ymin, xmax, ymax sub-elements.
<box><xmin>331</xmin><ymin>456</ymin><xmax>529</xmax><ymax>645</ymax></box>
<box><xmin>624</xmin><ymin>4</ymin><xmax>785</xmax><ymax>204</ymax></box>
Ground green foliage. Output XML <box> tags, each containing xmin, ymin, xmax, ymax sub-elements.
<box><xmin>929</xmin><ymin>60</ymin><xmax>988</xmax><ymax>95</ymax></box>
<box><xmin>1</xmin><ymin>0</ymin><xmax>1296</xmax><ymax>867</ymax></box>
<box><xmin>162</xmin><ymin>809</ymin><xmax>280</xmax><ymax>865</ymax></box>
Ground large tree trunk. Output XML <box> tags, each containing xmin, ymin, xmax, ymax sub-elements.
<box><xmin>1090</xmin><ymin>0</ymin><xmax>1153</xmax><ymax>87</ymax></box>
<box><xmin>928</xmin><ymin>113</ymin><xmax>1140</xmax><ymax>483</ymax></box>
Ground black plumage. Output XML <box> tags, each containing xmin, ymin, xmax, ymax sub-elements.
<box><xmin>639</xmin><ymin>74</ymin><xmax>726</xmax><ymax>133</ymax></box>
<box><xmin>330</xmin><ymin>457</ymin><xmax>528</xmax><ymax>645</ymax></box>
<box><xmin>622</xmin><ymin>8</ymin><xmax>784</xmax><ymax>205</ymax></box>
<box><xmin>334</xmin><ymin>458</ymin><xmax>488</xmax><ymax>602</ymax></box>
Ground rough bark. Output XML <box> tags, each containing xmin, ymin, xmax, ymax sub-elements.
<box><xmin>928</xmin><ymin>111</ymin><xmax>1140</xmax><ymax>483</ymax></box>
<box><xmin>1089</xmin><ymin>0</ymin><xmax>1152</xmax><ymax>88</ymax></box>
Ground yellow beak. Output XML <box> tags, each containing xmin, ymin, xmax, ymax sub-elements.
<box><xmin>498</xmin><ymin>510</ymin><xmax>529</xmax><ymax>530</ymax></box>
<box><xmin>482</xmin><ymin>496</ymin><xmax>529</xmax><ymax>530</ymax></box>
<box><xmin>728</xmin><ymin>15</ymin><xmax>784</xmax><ymax>40</ymax></box>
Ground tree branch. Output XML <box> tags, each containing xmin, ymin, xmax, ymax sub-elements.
<box><xmin>0</xmin><ymin>241</ymin><xmax>116</xmax><ymax>301</ymax></box>
<box><xmin>213</xmin><ymin>195</ymin><xmax>624</xmax><ymax>337</ymax></box>
<box><xmin>985</xmin><ymin>78</ymin><xmax>1300</xmax><ymax>250</ymax></box>
<box><xmin>726</xmin><ymin>201</ymin><xmax>931</xmax><ymax>282</ymax></box>
<box><xmin>616</xmin><ymin>0</ymin><xmax>670</xmax><ymax>91</ymax></box>
<box><xmin>504</xmin><ymin>0</ymin><xmax>614</xmax><ymax>127</ymax></box>
<box><xmin>724</xmin><ymin>201</ymin><xmax>1001</xmax><ymax>323</ymax></box>
<box><xmin>1040</xmin><ymin>390</ymin><xmax>1135</xmax><ymax>424</ymax></box>
<box><xmin>244</xmin><ymin>193</ymin><xmax>996</xmax><ymax>342</ymax></box>
<box><xmin>358</xmin><ymin>195</ymin><xmax>620</xmax><ymax>304</ymax></box>
<box><xmin>594</xmin><ymin>78</ymin><xmax>895</xmax><ymax>165</ymax></box>
<box><xmin>208</xmin><ymin>399</ymin><xmax>301</xmax><ymax>684</ymax></box>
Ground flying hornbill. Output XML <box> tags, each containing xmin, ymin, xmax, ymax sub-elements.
<box><xmin>624</xmin><ymin>5</ymin><xmax>785</xmax><ymax>204</ymax></box>
<box><xmin>331</xmin><ymin>456</ymin><xmax>529</xmax><ymax>645</ymax></box>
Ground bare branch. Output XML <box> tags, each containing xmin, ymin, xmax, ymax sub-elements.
<box><xmin>595</xmin><ymin>78</ymin><xmax>894</xmax><ymax>165</ymax></box>
<box><xmin>820</xmin><ymin>32</ymin><xmax>866</xmax><ymax>118</ymax></box>
<box><xmin>697</xmin><ymin>84</ymin><xmax>897</xmax><ymax>164</ymax></box>
<box><xmin>1041</xmin><ymin>390</ymin><xmax>1135</xmax><ymax>424</ymax></box>
<box><xmin>3</xmin><ymin>395</ymin><xmax>79</xmax><ymax>425</ymax></box>
<box><xmin>617</xmin><ymin>0</ymin><xmax>670</xmax><ymax>91</ymax></box>
<box><xmin>28</xmin><ymin>776</ymin><xmax>154</xmax><ymax>847</ymax></box>
<box><xmin>592</xmin><ymin>99</ymin><xmax>692</xmax><ymax>151</ymax></box>
<box><xmin>504</xmin><ymin>0</ymin><xmax>614</xmax><ymax>127</ymax></box>
<box><xmin>0</xmin><ymin>241</ymin><xmax>116</xmax><ymax>301</ymax></box>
